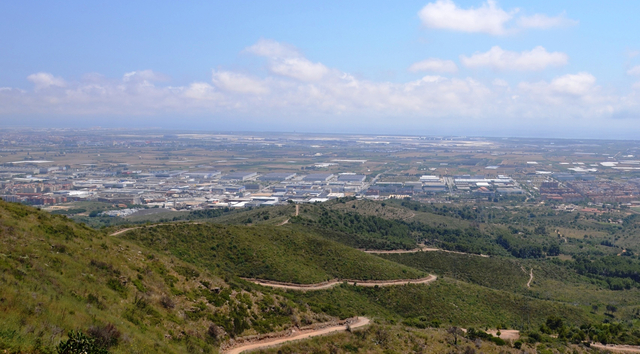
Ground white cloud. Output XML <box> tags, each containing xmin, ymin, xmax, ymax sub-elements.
<box><xmin>409</xmin><ymin>58</ymin><xmax>458</xmax><ymax>73</ymax></box>
<box><xmin>548</xmin><ymin>72</ymin><xmax>597</xmax><ymax>95</ymax></box>
<box><xmin>492</xmin><ymin>79</ymin><xmax>509</xmax><ymax>87</ymax></box>
<box><xmin>245</xmin><ymin>39</ymin><xmax>329</xmax><ymax>81</ymax></box>
<box><xmin>211</xmin><ymin>71</ymin><xmax>269</xmax><ymax>94</ymax></box>
<box><xmin>418</xmin><ymin>0</ymin><xmax>515</xmax><ymax>35</ymax></box>
<box><xmin>245</xmin><ymin>39</ymin><xmax>300</xmax><ymax>58</ymax></box>
<box><xmin>183</xmin><ymin>82</ymin><xmax>217</xmax><ymax>100</ymax></box>
<box><xmin>627</xmin><ymin>65</ymin><xmax>640</xmax><ymax>76</ymax></box>
<box><xmin>4</xmin><ymin>41</ymin><xmax>640</xmax><ymax>137</ymax></box>
<box><xmin>418</xmin><ymin>0</ymin><xmax>578</xmax><ymax>35</ymax></box>
<box><xmin>27</xmin><ymin>72</ymin><xmax>66</xmax><ymax>90</ymax></box>
<box><xmin>460</xmin><ymin>46</ymin><xmax>568</xmax><ymax>71</ymax></box>
<box><xmin>123</xmin><ymin>70</ymin><xmax>169</xmax><ymax>82</ymax></box>
<box><xmin>517</xmin><ymin>13</ymin><xmax>578</xmax><ymax>29</ymax></box>
<box><xmin>268</xmin><ymin>57</ymin><xmax>329</xmax><ymax>81</ymax></box>
<box><xmin>518</xmin><ymin>72</ymin><xmax>597</xmax><ymax>100</ymax></box>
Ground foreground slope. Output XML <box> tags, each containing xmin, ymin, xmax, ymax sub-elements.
<box><xmin>0</xmin><ymin>201</ymin><xmax>334</xmax><ymax>353</ymax></box>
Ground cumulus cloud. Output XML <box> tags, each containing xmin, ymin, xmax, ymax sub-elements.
<box><xmin>460</xmin><ymin>46</ymin><xmax>568</xmax><ymax>71</ymax></box>
<box><xmin>245</xmin><ymin>39</ymin><xmax>329</xmax><ymax>81</ymax></box>
<box><xmin>518</xmin><ymin>72</ymin><xmax>598</xmax><ymax>101</ymax></box>
<box><xmin>27</xmin><ymin>72</ymin><xmax>66</xmax><ymax>90</ymax></box>
<box><xmin>517</xmin><ymin>13</ymin><xmax>578</xmax><ymax>29</ymax></box>
<box><xmin>123</xmin><ymin>70</ymin><xmax>169</xmax><ymax>83</ymax></box>
<box><xmin>211</xmin><ymin>71</ymin><xmax>269</xmax><ymax>94</ymax></box>
<box><xmin>418</xmin><ymin>0</ymin><xmax>514</xmax><ymax>35</ymax></box>
<box><xmin>2</xmin><ymin>40</ymin><xmax>640</xmax><ymax>137</ymax></box>
<box><xmin>548</xmin><ymin>72</ymin><xmax>597</xmax><ymax>95</ymax></box>
<box><xmin>418</xmin><ymin>0</ymin><xmax>577</xmax><ymax>35</ymax></box>
<box><xmin>409</xmin><ymin>58</ymin><xmax>458</xmax><ymax>73</ymax></box>
<box><xmin>627</xmin><ymin>65</ymin><xmax>640</xmax><ymax>76</ymax></box>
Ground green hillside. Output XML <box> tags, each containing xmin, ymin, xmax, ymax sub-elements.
<box><xmin>5</xmin><ymin>198</ymin><xmax>640</xmax><ymax>353</ymax></box>
<box><xmin>120</xmin><ymin>223</ymin><xmax>425</xmax><ymax>284</ymax></box>
<box><xmin>0</xmin><ymin>201</ymin><xmax>331</xmax><ymax>353</ymax></box>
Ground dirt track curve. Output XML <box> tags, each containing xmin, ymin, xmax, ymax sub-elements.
<box><xmin>110</xmin><ymin>222</ymin><xmax>203</xmax><ymax>236</ymax></box>
<box><xmin>224</xmin><ymin>317</ymin><xmax>370</xmax><ymax>354</ymax></box>
<box><xmin>363</xmin><ymin>247</ymin><xmax>489</xmax><ymax>258</ymax></box>
<box><xmin>527</xmin><ymin>268</ymin><xmax>533</xmax><ymax>288</ymax></box>
<box><xmin>244</xmin><ymin>274</ymin><xmax>437</xmax><ymax>291</ymax></box>
<box><xmin>591</xmin><ymin>343</ymin><xmax>640</xmax><ymax>353</ymax></box>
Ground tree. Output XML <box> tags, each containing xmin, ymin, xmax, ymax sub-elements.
<box><xmin>448</xmin><ymin>326</ymin><xmax>464</xmax><ymax>345</ymax></box>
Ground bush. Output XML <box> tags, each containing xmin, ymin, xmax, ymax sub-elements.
<box><xmin>489</xmin><ymin>336</ymin><xmax>506</xmax><ymax>346</ymax></box>
<box><xmin>87</xmin><ymin>323</ymin><xmax>121</xmax><ymax>349</ymax></box>
<box><xmin>56</xmin><ymin>330</ymin><xmax>108</xmax><ymax>354</ymax></box>
<box><xmin>160</xmin><ymin>295</ymin><xmax>175</xmax><ymax>309</ymax></box>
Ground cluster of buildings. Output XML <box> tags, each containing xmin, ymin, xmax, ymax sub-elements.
<box><xmin>0</xmin><ymin>166</ymin><xmax>371</xmax><ymax>211</ymax></box>
<box><xmin>539</xmin><ymin>178</ymin><xmax>640</xmax><ymax>204</ymax></box>
<box><xmin>451</xmin><ymin>175</ymin><xmax>524</xmax><ymax>197</ymax></box>
<box><xmin>5</xmin><ymin>158</ymin><xmax>638</xmax><ymax>213</ymax></box>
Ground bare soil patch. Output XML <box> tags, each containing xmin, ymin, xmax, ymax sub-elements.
<box><xmin>224</xmin><ymin>317</ymin><xmax>371</xmax><ymax>354</ymax></box>
<box><xmin>245</xmin><ymin>275</ymin><xmax>437</xmax><ymax>291</ymax></box>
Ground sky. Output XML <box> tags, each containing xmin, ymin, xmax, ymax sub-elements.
<box><xmin>2</xmin><ymin>0</ymin><xmax>640</xmax><ymax>138</ymax></box>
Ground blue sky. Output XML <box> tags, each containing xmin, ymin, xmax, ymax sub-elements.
<box><xmin>2</xmin><ymin>1</ymin><xmax>640</xmax><ymax>138</ymax></box>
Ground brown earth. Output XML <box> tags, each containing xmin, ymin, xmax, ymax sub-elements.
<box><xmin>363</xmin><ymin>246</ymin><xmax>489</xmax><ymax>258</ymax></box>
<box><xmin>591</xmin><ymin>344</ymin><xmax>640</xmax><ymax>353</ymax></box>
<box><xmin>224</xmin><ymin>317</ymin><xmax>371</xmax><ymax>354</ymax></box>
<box><xmin>244</xmin><ymin>275</ymin><xmax>437</xmax><ymax>291</ymax></box>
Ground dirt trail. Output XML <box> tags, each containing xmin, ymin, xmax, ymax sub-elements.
<box><xmin>527</xmin><ymin>268</ymin><xmax>533</xmax><ymax>288</ymax></box>
<box><xmin>363</xmin><ymin>246</ymin><xmax>489</xmax><ymax>258</ymax></box>
<box><xmin>591</xmin><ymin>343</ymin><xmax>640</xmax><ymax>353</ymax></box>
<box><xmin>487</xmin><ymin>329</ymin><xmax>520</xmax><ymax>340</ymax></box>
<box><xmin>276</xmin><ymin>219</ymin><xmax>289</xmax><ymax>226</ymax></box>
<box><xmin>110</xmin><ymin>227</ymin><xmax>142</xmax><ymax>236</ymax></box>
<box><xmin>224</xmin><ymin>317</ymin><xmax>370</xmax><ymax>354</ymax></box>
<box><xmin>109</xmin><ymin>222</ymin><xmax>203</xmax><ymax>236</ymax></box>
<box><xmin>277</xmin><ymin>205</ymin><xmax>299</xmax><ymax>226</ymax></box>
<box><xmin>245</xmin><ymin>275</ymin><xmax>437</xmax><ymax>291</ymax></box>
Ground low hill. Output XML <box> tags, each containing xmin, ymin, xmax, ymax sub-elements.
<box><xmin>119</xmin><ymin>223</ymin><xmax>426</xmax><ymax>284</ymax></box>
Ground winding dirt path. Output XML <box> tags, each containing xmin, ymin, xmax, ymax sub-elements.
<box><xmin>109</xmin><ymin>222</ymin><xmax>203</xmax><ymax>236</ymax></box>
<box><xmin>110</xmin><ymin>227</ymin><xmax>141</xmax><ymax>236</ymax></box>
<box><xmin>276</xmin><ymin>219</ymin><xmax>289</xmax><ymax>226</ymax></box>
<box><xmin>244</xmin><ymin>275</ymin><xmax>437</xmax><ymax>291</ymax></box>
<box><xmin>487</xmin><ymin>329</ymin><xmax>520</xmax><ymax>340</ymax></box>
<box><xmin>591</xmin><ymin>343</ymin><xmax>640</xmax><ymax>353</ymax></box>
<box><xmin>363</xmin><ymin>247</ymin><xmax>489</xmax><ymax>258</ymax></box>
<box><xmin>526</xmin><ymin>268</ymin><xmax>533</xmax><ymax>288</ymax></box>
<box><xmin>224</xmin><ymin>317</ymin><xmax>370</xmax><ymax>354</ymax></box>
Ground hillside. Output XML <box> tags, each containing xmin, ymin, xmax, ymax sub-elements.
<box><xmin>0</xmin><ymin>201</ymin><xmax>334</xmax><ymax>353</ymax></box>
<box><xmin>5</xmin><ymin>199</ymin><xmax>640</xmax><ymax>353</ymax></box>
<box><xmin>119</xmin><ymin>223</ymin><xmax>426</xmax><ymax>284</ymax></box>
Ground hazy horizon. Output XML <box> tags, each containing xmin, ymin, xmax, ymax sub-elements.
<box><xmin>3</xmin><ymin>1</ymin><xmax>640</xmax><ymax>139</ymax></box>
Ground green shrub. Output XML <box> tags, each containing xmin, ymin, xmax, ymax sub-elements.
<box><xmin>56</xmin><ymin>330</ymin><xmax>108</xmax><ymax>354</ymax></box>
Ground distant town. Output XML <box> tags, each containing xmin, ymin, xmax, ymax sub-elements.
<box><xmin>1</xmin><ymin>129</ymin><xmax>640</xmax><ymax>219</ymax></box>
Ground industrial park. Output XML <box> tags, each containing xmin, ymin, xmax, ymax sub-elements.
<box><xmin>2</xmin><ymin>129</ymin><xmax>640</xmax><ymax>222</ymax></box>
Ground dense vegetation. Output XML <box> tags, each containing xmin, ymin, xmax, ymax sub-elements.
<box><xmin>5</xmin><ymin>197</ymin><xmax>640</xmax><ymax>353</ymax></box>
<box><xmin>289</xmin><ymin>205</ymin><xmax>507</xmax><ymax>255</ymax></box>
<box><xmin>121</xmin><ymin>223</ymin><xmax>425</xmax><ymax>284</ymax></box>
<box><xmin>0</xmin><ymin>201</ymin><xmax>340</xmax><ymax>353</ymax></box>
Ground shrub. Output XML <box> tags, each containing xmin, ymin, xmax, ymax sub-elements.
<box><xmin>160</xmin><ymin>295</ymin><xmax>175</xmax><ymax>309</ymax></box>
<box><xmin>56</xmin><ymin>330</ymin><xmax>108</xmax><ymax>354</ymax></box>
<box><xmin>87</xmin><ymin>323</ymin><xmax>121</xmax><ymax>349</ymax></box>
